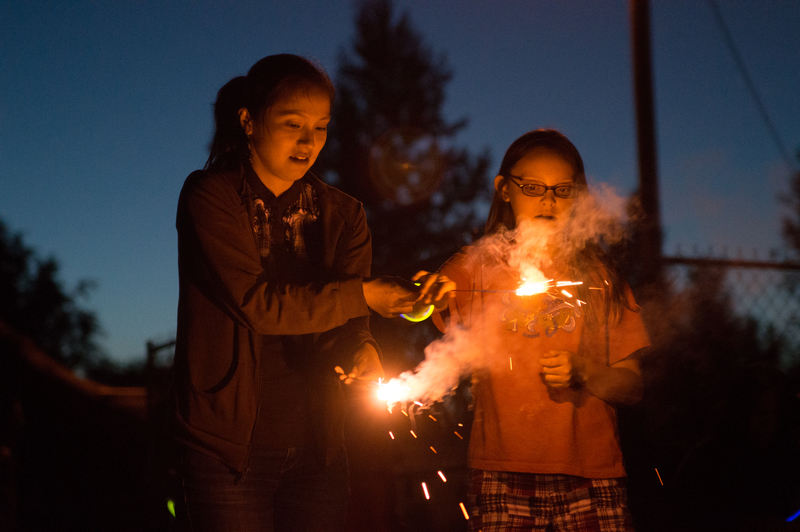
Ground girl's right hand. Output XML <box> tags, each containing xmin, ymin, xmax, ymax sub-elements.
<box><xmin>362</xmin><ymin>276</ymin><xmax>420</xmax><ymax>318</ymax></box>
<box><xmin>411</xmin><ymin>270</ymin><xmax>457</xmax><ymax>310</ymax></box>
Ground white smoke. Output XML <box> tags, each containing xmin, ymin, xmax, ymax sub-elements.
<box><xmin>381</xmin><ymin>182</ymin><xmax>631</xmax><ymax>407</ymax></box>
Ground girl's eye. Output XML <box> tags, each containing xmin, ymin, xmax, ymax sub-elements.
<box><xmin>316</xmin><ymin>126</ymin><xmax>327</xmax><ymax>132</ymax></box>
<box><xmin>286</xmin><ymin>122</ymin><xmax>301</xmax><ymax>129</ymax></box>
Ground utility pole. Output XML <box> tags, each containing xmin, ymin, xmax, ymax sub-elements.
<box><xmin>630</xmin><ymin>0</ymin><xmax>664</xmax><ymax>289</ymax></box>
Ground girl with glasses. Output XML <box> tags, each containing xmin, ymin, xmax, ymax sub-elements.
<box><xmin>415</xmin><ymin>129</ymin><xmax>650</xmax><ymax>532</ymax></box>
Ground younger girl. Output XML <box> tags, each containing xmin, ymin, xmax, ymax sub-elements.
<box><xmin>419</xmin><ymin>129</ymin><xmax>650</xmax><ymax>531</ymax></box>
<box><xmin>171</xmin><ymin>54</ymin><xmax>419</xmax><ymax>531</ymax></box>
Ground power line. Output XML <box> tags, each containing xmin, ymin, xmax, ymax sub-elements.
<box><xmin>706</xmin><ymin>0</ymin><xmax>797</xmax><ymax>170</ymax></box>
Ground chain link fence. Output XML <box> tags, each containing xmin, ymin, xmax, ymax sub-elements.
<box><xmin>662</xmin><ymin>255</ymin><xmax>800</xmax><ymax>369</ymax></box>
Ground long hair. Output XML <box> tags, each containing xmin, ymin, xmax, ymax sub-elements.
<box><xmin>204</xmin><ymin>54</ymin><xmax>335</xmax><ymax>172</ymax></box>
<box><xmin>485</xmin><ymin>129</ymin><xmax>631</xmax><ymax>329</ymax></box>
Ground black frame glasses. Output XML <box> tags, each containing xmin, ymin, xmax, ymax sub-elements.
<box><xmin>506</xmin><ymin>175</ymin><xmax>577</xmax><ymax>198</ymax></box>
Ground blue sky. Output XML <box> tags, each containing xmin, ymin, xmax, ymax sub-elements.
<box><xmin>1</xmin><ymin>1</ymin><xmax>798</xmax><ymax>364</ymax></box>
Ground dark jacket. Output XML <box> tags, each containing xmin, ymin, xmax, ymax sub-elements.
<box><xmin>171</xmin><ymin>167</ymin><xmax>375</xmax><ymax>473</ymax></box>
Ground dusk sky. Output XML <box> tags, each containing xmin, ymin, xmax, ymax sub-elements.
<box><xmin>2</xmin><ymin>1</ymin><xmax>798</xmax><ymax>364</ymax></box>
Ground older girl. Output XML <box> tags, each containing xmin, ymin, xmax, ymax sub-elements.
<box><xmin>171</xmin><ymin>54</ymin><xmax>418</xmax><ymax>532</ymax></box>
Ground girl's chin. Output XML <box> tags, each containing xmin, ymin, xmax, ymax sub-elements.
<box><xmin>519</xmin><ymin>216</ymin><xmax>559</xmax><ymax>228</ymax></box>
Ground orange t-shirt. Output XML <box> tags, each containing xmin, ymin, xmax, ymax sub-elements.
<box><xmin>434</xmin><ymin>248</ymin><xmax>650</xmax><ymax>479</ymax></box>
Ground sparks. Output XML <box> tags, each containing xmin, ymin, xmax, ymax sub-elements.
<box><xmin>422</xmin><ymin>482</ymin><xmax>430</xmax><ymax>500</ymax></box>
<box><xmin>430</xmin><ymin>446</ymin><xmax>437</xmax><ymax>454</ymax></box>
<box><xmin>389</xmin><ymin>431</ymin><xmax>394</xmax><ymax>440</ymax></box>
<box><xmin>655</xmin><ymin>468</ymin><xmax>663</xmax><ymax>486</ymax></box>
<box><xmin>459</xmin><ymin>502</ymin><xmax>470</xmax><ymax>520</ymax></box>
<box><xmin>509</xmin><ymin>357</ymin><xmax>513</xmax><ymax>370</ymax></box>
<box><xmin>429</xmin><ymin>415</ymin><xmax>437</xmax><ymax>421</ymax></box>
<box><xmin>410</xmin><ymin>430</ymin><xmax>417</xmax><ymax>438</ymax></box>
<box><xmin>454</xmin><ymin>431</ymin><xmax>463</xmax><ymax>440</ymax></box>
<box><xmin>438</xmin><ymin>471</ymin><xmax>447</xmax><ymax>482</ymax></box>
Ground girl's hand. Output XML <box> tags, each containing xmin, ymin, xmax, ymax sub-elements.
<box><xmin>334</xmin><ymin>343</ymin><xmax>385</xmax><ymax>385</ymax></box>
<box><xmin>538</xmin><ymin>349</ymin><xmax>585</xmax><ymax>388</ymax></box>
<box><xmin>411</xmin><ymin>270</ymin><xmax>457</xmax><ymax>309</ymax></box>
<box><xmin>362</xmin><ymin>276</ymin><xmax>420</xmax><ymax>317</ymax></box>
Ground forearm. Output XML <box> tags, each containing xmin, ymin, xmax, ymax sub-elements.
<box><xmin>575</xmin><ymin>356</ymin><xmax>643</xmax><ymax>406</ymax></box>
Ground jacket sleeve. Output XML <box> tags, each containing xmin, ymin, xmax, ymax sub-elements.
<box><xmin>313</xmin><ymin>196</ymin><xmax>379</xmax><ymax>369</ymax></box>
<box><xmin>177</xmin><ymin>171</ymin><xmax>370</xmax><ymax>335</ymax></box>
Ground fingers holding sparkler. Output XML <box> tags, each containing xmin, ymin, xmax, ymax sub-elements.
<box><xmin>411</xmin><ymin>270</ymin><xmax>457</xmax><ymax>309</ymax></box>
<box><xmin>335</xmin><ymin>343</ymin><xmax>385</xmax><ymax>385</ymax></box>
<box><xmin>538</xmin><ymin>349</ymin><xmax>582</xmax><ymax>388</ymax></box>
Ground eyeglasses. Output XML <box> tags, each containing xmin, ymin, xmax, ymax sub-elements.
<box><xmin>506</xmin><ymin>175</ymin><xmax>577</xmax><ymax>198</ymax></box>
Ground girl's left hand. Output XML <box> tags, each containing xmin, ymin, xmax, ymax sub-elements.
<box><xmin>538</xmin><ymin>349</ymin><xmax>584</xmax><ymax>388</ymax></box>
<box><xmin>335</xmin><ymin>343</ymin><xmax>385</xmax><ymax>385</ymax></box>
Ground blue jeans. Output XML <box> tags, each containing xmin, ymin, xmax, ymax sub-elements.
<box><xmin>179</xmin><ymin>445</ymin><xmax>350</xmax><ymax>532</ymax></box>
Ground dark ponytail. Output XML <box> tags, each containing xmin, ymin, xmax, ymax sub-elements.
<box><xmin>204</xmin><ymin>76</ymin><xmax>249</xmax><ymax>171</ymax></box>
<box><xmin>204</xmin><ymin>54</ymin><xmax>335</xmax><ymax>172</ymax></box>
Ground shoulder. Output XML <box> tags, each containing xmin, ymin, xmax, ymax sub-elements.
<box><xmin>181</xmin><ymin>169</ymin><xmax>243</xmax><ymax>199</ymax></box>
<box><xmin>177</xmin><ymin>169</ymin><xmax>247</xmax><ymax>224</ymax></box>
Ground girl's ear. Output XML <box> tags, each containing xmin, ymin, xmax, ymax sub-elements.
<box><xmin>494</xmin><ymin>175</ymin><xmax>510</xmax><ymax>202</ymax></box>
<box><xmin>239</xmin><ymin>108</ymin><xmax>253</xmax><ymax>135</ymax></box>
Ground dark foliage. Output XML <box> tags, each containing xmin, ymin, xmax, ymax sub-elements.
<box><xmin>315</xmin><ymin>0</ymin><xmax>491</xmax><ymax>278</ymax></box>
<box><xmin>0</xmin><ymin>218</ymin><xmax>104</xmax><ymax>370</ymax></box>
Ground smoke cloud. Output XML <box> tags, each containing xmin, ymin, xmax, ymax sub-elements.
<box><xmin>381</xmin><ymin>183</ymin><xmax>632</xmax><ymax>407</ymax></box>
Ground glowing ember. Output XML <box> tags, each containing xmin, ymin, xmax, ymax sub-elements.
<box><xmin>422</xmin><ymin>482</ymin><xmax>430</xmax><ymax>500</ymax></box>
<box><xmin>377</xmin><ymin>379</ymin><xmax>406</xmax><ymax>404</ymax></box>
<box><xmin>429</xmin><ymin>415</ymin><xmax>437</xmax><ymax>421</ymax></box>
<box><xmin>516</xmin><ymin>266</ymin><xmax>550</xmax><ymax>296</ymax></box>
<box><xmin>515</xmin><ymin>278</ymin><xmax>551</xmax><ymax>296</ymax></box>
<box><xmin>389</xmin><ymin>431</ymin><xmax>394</xmax><ymax>440</ymax></box>
<box><xmin>430</xmin><ymin>446</ymin><xmax>437</xmax><ymax>454</ymax></box>
<box><xmin>560</xmin><ymin>289</ymin><xmax>573</xmax><ymax>298</ymax></box>
<box><xmin>410</xmin><ymin>430</ymin><xmax>417</xmax><ymax>438</ymax></box>
<box><xmin>438</xmin><ymin>471</ymin><xmax>447</xmax><ymax>482</ymax></box>
<box><xmin>459</xmin><ymin>502</ymin><xmax>469</xmax><ymax>520</ymax></box>
<box><xmin>454</xmin><ymin>431</ymin><xmax>463</xmax><ymax>440</ymax></box>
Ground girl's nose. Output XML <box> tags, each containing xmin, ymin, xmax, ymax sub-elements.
<box><xmin>298</xmin><ymin>128</ymin><xmax>314</xmax><ymax>146</ymax></box>
<box><xmin>540</xmin><ymin>189</ymin><xmax>556</xmax><ymax>204</ymax></box>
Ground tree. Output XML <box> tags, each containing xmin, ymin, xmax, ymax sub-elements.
<box><xmin>0</xmin><ymin>218</ymin><xmax>104</xmax><ymax>370</ymax></box>
<box><xmin>781</xmin><ymin>152</ymin><xmax>800</xmax><ymax>259</ymax></box>
<box><xmin>316</xmin><ymin>0</ymin><xmax>491</xmax><ymax>277</ymax></box>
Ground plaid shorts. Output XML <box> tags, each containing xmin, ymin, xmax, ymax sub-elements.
<box><xmin>467</xmin><ymin>469</ymin><xmax>634</xmax><ymax>532</ymax></box>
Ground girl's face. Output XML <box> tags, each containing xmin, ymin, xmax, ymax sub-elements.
<box><xmin>494</xmin><ymin>147</ymin><xmax>577</xmax><ymax>226</ymax></box>
<box><xmin>240</xmin><ymin>87</ymin><xmax>331</xmax><ymax>195</ymax></box>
